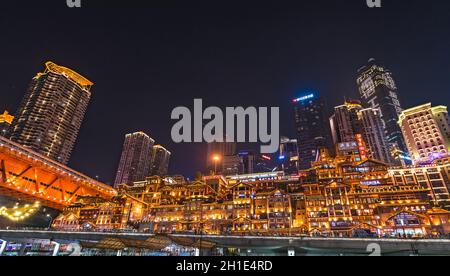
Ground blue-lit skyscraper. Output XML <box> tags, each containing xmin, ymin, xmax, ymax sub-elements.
<box><xmin>293</xmin><ymin>93</ymin><xmax>332</xmax><ymax>170</ymax></box>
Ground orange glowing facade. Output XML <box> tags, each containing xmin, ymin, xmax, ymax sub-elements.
<box><xmin>53</xmin><ymin>152</ymin><xmax>450</xmax><ymax>237</ymax></box>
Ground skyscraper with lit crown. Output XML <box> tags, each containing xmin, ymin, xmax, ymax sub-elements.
<box><xmin>356</xmin><ymin>58</ymin><xmax>407</xmax><ymax>154</ymax></box>
<box><xmin>9</xmin><ymin>61</ymin><xmax>93</xmax><ymax>165</ymax></box>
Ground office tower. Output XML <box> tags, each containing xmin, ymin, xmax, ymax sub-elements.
<box><xmin>293</xmin><ymin>93</ymin><xmax>332</xmax><ymax>170</ymax></box>
<box><xmin>277</xmin><ymin>137</ymin><xmax>299</xmax><ymax>174</ymax></box>
<box><xmin>9</xmin><ymin>61</ymin><xmax>93</xmax><ymax>164</ymax></box>
<box><xmin>356</xmin><ymin>58</ymin><xmax>407</xmax><ymax>153</ymax></box>
<box><xmin>358</xmin><ymin>108</ymin><xmax>393</xmax><ymax>164</ymax></box>
<box><xmin>0</xmin><ymin>111</ymin><xmax>14</xmax><ymax>137</ymax></box>
<box><xmin>150</xmin><ymin>145</ymin><xmax>171</xmax><ymax>176</ymax></box>
<box><xmin>239</xmin><ymin>151</ymin><xmax>255</xmax><ymax>174</ymax></box>
<box><xmin>329</xmin><ymin>100</ymin><xmax>363</xmax><ymax>144</ymax></box>
<box><xmin>114</xmin><ymin>132</ymin><xmax>154</xmax><ymax>187</ymax></box>
<box><xmin>206</xmin><ymin>141</ymin><xmax>237</xmax><ymax>174</ymax></box>
<box><xmin>398</xmin><ymin>103</ymin><xmax>450</xmax><ymax>164</ymax></box>
<box><xmin>330</xmin><ymin>100</ymin><xmax>393</xmax><ymax>164</ymax></box>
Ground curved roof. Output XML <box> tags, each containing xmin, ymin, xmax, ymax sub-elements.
<box><xmin>44</xmin><ymin>61</ymin><xmax>93</xmax><ymax>89</ymax></box>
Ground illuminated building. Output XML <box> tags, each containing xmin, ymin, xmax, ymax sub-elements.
<box><xmin>114</xmin><ymin>132</ymin><xmax>155</xmax><ymax>187</ymax></box>
<box><xmin>277</xmin><ymin>137</ymin><xmax>299</xmax><ymax>174</ymax></box>
<box><xmin>293</xmin><ymin>93</ymin><xmax>332</xmax><ymax>170</ymax></box>
<box><xmin>388</xmin><ymin>158</ymin><xmax>450</xmax><ymax>209</ymax></box>
<box><xmin>9</xmin><ymin>61</ymin><xmax>93</xmax><ymax>165</ymax></box>
<box><xmin>0</xmin><ymin>111</ymin><xmax>13</xmax><ymax>137</ymax></box>
<box><xmin>357</xmin><ymin>58</ymin><xmax>407</xmax><ymax>154</ymax></box>
<box><xmin>53</xmin><ymin>158</ymin><xmax>450</xmax><ymax>237</ymax></box>
<box><xmin>150</xmin><ymin>145</ymin><xmax>171</xmax><ymax>176</ymax></box>
<box><xmin>398</xmin><ymin>103</ymin><xmax>450</xmax><ymax>164</ymax></box>
<box><xmin>330</xmin><ymin>100</ymin><xmax>363</xmax><ymax>144</ymax></box>
<box><xmin>358</xmin><ymin>108</ymin><xmax>393</xmax><ymax>164</ymax></box>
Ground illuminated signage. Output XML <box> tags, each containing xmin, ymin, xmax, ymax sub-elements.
<box><xmin>261</xmin><ymin>155</ymin><xmax>272</xmax><ymax>161</ymax></box>
<box><xmin>361</xmin><ymin>180</ymin><xmax>382</xmax><ymax>186</ymax></box>
<box><xmin>293</xmin><ymin>93</ymin><xmax>315</xmax><ymax>103</ymax></box>
<box><xmin>355</xmin><ymin>134</ymin><xmax>368</xmax><ymax>160</ymax></box>
<box><xmin>338</xmin><ymin>141</ymin><xmax>358</xmax><ymax>151</ymax></box>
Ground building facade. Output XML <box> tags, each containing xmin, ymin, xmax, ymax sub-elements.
<box><xmin>330</xmin><ymin>100</ymin><xmax>363</xmax><ymax>144</ymax></box>
<box><xmin>114</xmin><ymin>132</ymin><xmax>155</xmax><ymax>187</ymax></box>
<box><xmin>9</xmin><ymin>61</ymin><xmax>93</xmax><ymax>165</ymax></box>
<box><xmin>398</xmin><ymin>103</ymin><xmax>450</xmax><ymax>165</ymax></box>
<box><xmin>358</xmin><ymin>108</ymin><xmax>393</xmax><ymax>164</ymax></box>
<box><xmin>150</xmin><ymin>145</ymin><xmax>171</xmax><ymax>176</ymax></box>
<box><xmin>277</xmin><ymin>137</ymin><xmax>299</xmax><ymax>174</ymax></box>
<box><xmin>293</xmin><ymin>93</ymin><xmax>332</xmax><ymax>170</ymax></box>
<box><xmin>54</xmin><ymin>156</ymin><xmax>450</xmax><ymax>237</ymax></box>
<box><xmin>356</xmin><ymin>58</ymin><xmax>407</xmax><ymax>154</ymax></box>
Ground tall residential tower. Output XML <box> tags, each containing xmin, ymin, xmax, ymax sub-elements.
<box><xmin>9</xmin><ymin>61</ymin><xmax>93</xmax><ymax>164</ymax></box>
<box><xmin>114</xmin><ymin>132</ymin><xmax>155</xmax><ymax>187</ymax></box>
<box><xmin>150</xmin><ymin>145</ymin><xmax>171</xmax><ymax>176</ymax></box>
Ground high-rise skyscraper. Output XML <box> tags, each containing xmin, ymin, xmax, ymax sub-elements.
<box><xmin>358</xmin><ymin>108</ymin><xmax>393</xmax><ymax>164</ymax></box>
<box><xmin>398</xmin><ymin>103</ymin><xmax>450</xmax><ymax>164</ymax></box>
<box><xmin>356</xmin><ymin>58</ymin><xmax>407</xmax><ymax>153</ymax></box>
<box><xmin>329</xmin><ymin>100</ymin><xmax>363</xmax><ymax>144</ymax></box>
<box><xmin>329</xmin><ymin>101</ymin><xmax>393</xmax><ymax>164</ymax></box>
<box><xmin>9</xmin><ymin>61</ymin><xmax>93</xmax><ymax>164</ymax></box>
<box><xmin>0</xmin><ymin>111</ymin><xmax>14</xmax><ymax>137</ymax></box>
<box><xmin>150</xmin><ymin>145</ymin><xmax>171</xmax><ymax>176</ymax></box>
<box><xmin>114</xmin><ymin>132</ymin><xmax>154</xmax><ymax>187</ymax></box>
<box><xmin>293</xmin><ymin>93</ymin><xmax>332</xmax><ymax>170</ymax></box>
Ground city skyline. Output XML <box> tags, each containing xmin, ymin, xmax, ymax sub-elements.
<box><xmin>1</xmin><ymin>1</ymin><xmax>450</xmax><ymax>184</ymax></box>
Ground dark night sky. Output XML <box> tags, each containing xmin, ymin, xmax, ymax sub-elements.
<box><xmin>0</xmin><ymin>0</ymin><xmax>449</xmax><ymax>185</ymax></box>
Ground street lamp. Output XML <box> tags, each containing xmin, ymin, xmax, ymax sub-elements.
<box><xmin>213</xmin><ymin>155</ymin><xmax>220</xmax><ymax>175</ymax></box>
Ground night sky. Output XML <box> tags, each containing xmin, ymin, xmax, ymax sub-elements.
<box><xmin>0</xmin><ymin>0</ymin><xmax>449</xmax><ymax>185</ymax></box>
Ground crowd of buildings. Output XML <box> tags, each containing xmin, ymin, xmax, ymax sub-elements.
<box><xmin>2</xmin><ymin>58</ymin><xmax>450</xmax><ymax>238</ymax></box>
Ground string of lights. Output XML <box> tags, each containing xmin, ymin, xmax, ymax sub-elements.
<box><xmin>0</xmin><ymin>201</ymin><xmax>40</xmax><ymax>222</ymax></box>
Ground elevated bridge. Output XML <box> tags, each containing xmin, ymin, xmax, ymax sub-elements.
<box><xmin>0</xmin><ymin>136</ymin><xmax>117</xmax><ymax>210</ymax></box>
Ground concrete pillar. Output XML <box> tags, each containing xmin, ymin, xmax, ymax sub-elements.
<box><xmin>117</xmin><ymin>250</ymin><xmax>122</xmax><ymax>256</ymax></box>
<box><xmin>0</xmin><ymin>239</ymin><xmax>7</xmax><ymax>256</ymax></box>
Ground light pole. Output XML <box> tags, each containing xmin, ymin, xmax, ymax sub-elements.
<box><xmin>213</xmin><ymin>155</ymin><xmax>220</xmax><ymax>175</ymax></box>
